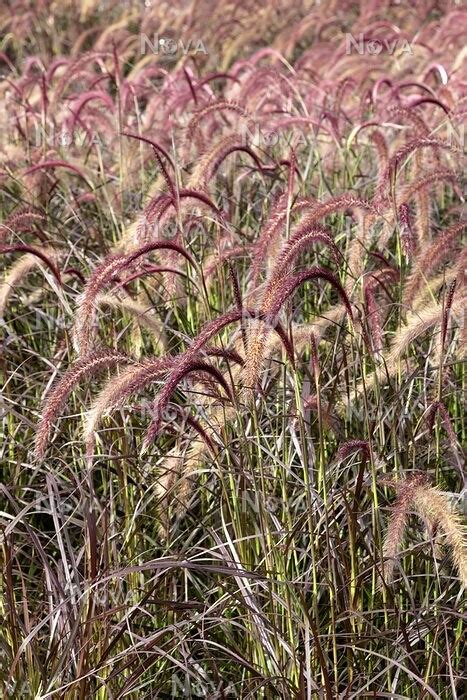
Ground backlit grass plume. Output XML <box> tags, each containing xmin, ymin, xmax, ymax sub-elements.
<box><xmin>243</xmin><ymin>266</ymin><xmax>353</xmax><ymax>391</ymax></box>
<box><xmin>73</xmin><ymin>241</ymin><xmax>195</xmax><ymax>354</ymax></box>
<box><xmin>382</xmin><ymin>473</ymin><xmax>466</xmax><ymax>589</ymax></box>
<box><xmin>35</xmin><ymin>348</ymin><xmax>133</xmax><ymax>459</ymax></box>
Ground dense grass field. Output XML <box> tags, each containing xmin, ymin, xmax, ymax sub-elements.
<box><xmin>0</xmin><ymin>0</ymin><xmax>465</xmax><ymax>697</ymax></box>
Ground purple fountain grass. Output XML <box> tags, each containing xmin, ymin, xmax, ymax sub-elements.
<box><xmin>73</xmin><ymin>240</ymin><xmax>195</xmax><ymax>354</ymax></box>
<box><xmin>398</xmin><ymin>203</ymin><xmax>415</xmax><ymax>258</ymax></box>
<box><xmin>24</xmin><ymin>159</ymin><xmax>92</xmax><ymax>186</ymax></box>
<box><xmin>374</xmin><ymin>137</ymin><xmax>453</xmax><ymax>206</ymax></box>
<box><xmin>35</xmin><ymin>348</ymin><xmax>133</xmax><ymax>459</ymax></box>
<box><xmin>368</xmin><ymin>129</ymin><xmax>389</xmax><ymax>172</ymax></box>
<box><xmin>425</xmin><ymin>401</ymin><xmax>458</xmax><ymax>451</ymax></box>
<box><xmin>144</xmin><ymin>189</ymin><xmax>220</xmax><ymax>226</ymax></box>
<box><xmin>412</xmin><ymin>483</ymin><xmax>467</xmax><ymax>589</ymax></box>
<box><xmin>206</xmin><ymin>141</ymin><xmax>266</xmax><ymax>180</ymax></box>
<box><xmin>402</xmin><ymin>222</ymin><xmax>464</xmax><ymax>307</ymax></box>
<box><xmin>0</xmin><ymin>245</ymin><xmax>62</xmax><ymax>285</ymax></box>
<box><xmin>63</xmin><ymin>267</ymin><xmax>86</xmax><ymax>284</ymax></box>
<box><xmin>267</xmin><ymin>224</ymin><xmax>343</xmax><ymax>281</ymax></box>
<box><xmin>382</xmin><ymin>473</ymin><xmax>466</xmax><ymax>588</ymax></box>
<box><xmin>197</xmin><ymin>72</ymin><xmax>241</xmax><ymax>88</ymax></box>
<box><xmin>302</xmin><ymin>394</ymin><xmax>337</xmax><ymax>433</ymax></box>
<box><xmin>0</xmin><ymin>246</ymin><xmax>62</xmax><ymax>318</ymax></box>
<box><xmin>119</xmin><ymin>132</ymin><xmax>175</xmax><ymax>169</ymax></box>
<box><xmin>204</xmin><ymin>245</ymin><xmax>253</xmax><ymax>283</ymax></box>
<box><xmin>242</xmin><ymin>267</ymin><xmax>353</xmax><ymax>391</ymax></box>
<box><xmin>309</xmin><ymin>331</ymin><xmax>319</xmax><ymax>380</ymax></box>
<box><xmin>337</xmin><ymin>439</ymin><xmax>370</xmax><ymax>462</ymax></box>
<box><xmin>227</xmin><ymin>261</ymin><xmax>247</xmax><ymax>351</ymax></box>
<box><xmin>186</xmin><ymin>100</ymin><xmax>250</xmax><ymax>153</ymax></box>
<box><xmin>440</xmin><ymin>279</ymin><xmax>457</xmax><ymax>352</ymax></box>
<box><xmin>251</xmin><ymin>194</ymin><xmax>317</xmax><ymax>284</ymax></box>
<box><xmin>0</xmin><ymin>208</ymin><xmax>46</xmax><ymax>243</ymax></box>
<box><xmin>300</xmin><ymin>193</ymin><xmax>378</xmax><ymax>223</ymax></box>
<box><xmin>84</xmin><ymin>356</ymin><xmax>175</xmax><ymax>459</ymax></box>
<box><xmin>398</xmin><ymin>168</ymin><xmax>459</xmax><ymax>207</ymax></box>
<box><xmin>172</xmin><ymin>308</ymin><xmax>293</xmax><ymax>363</ymax></box>
<box><xmin>409</xmin><ymin>96</ymin><xmax>451</xmax><ymax>115</ymax></box>
<box><xmin>381</xmin><ymin>473</ymin><xmax>427</xmax><ymax>586</ymax></box>
<box><xmin>121</xmin><ymin>131</ymin><xmax>178</xmax><ymax>204</ymax></box>
<box><xmin>68</xmin><ymin>90</ymin><xmax>115</xmax><ymax>132</ymax></box>
<box><xmin>83</xmin><ymin>305</ymin><xmax>292</xmax><ymax>454</ymax></box>
<box><xmin>182</xmin><ymin>66</ymin><xmax>198</xmax><ymax>105</ymax></box>
<box><xmin>49</xmin><ymin>51</ymin><xmax>110</xmax><ymax>109</ymax></box>
<box><xmin>365</xmin><ymin>288</ymin><xmax>383</xmax><ymax>355</ymax></box>
<box><xmin>143</xmin><ymin>359</ymin><xmax>235</xmax><ymax>448</ymax></box>
<box><xmin>131</xmin><ymin>305</ymin><xmax>295</xmax><ymax>439</ymax></box>
<box><xmin>163</xmin><ymin>405</ymin><xmax>218</xmax><ymax>456</ymax></box>
<box><xmin>136</xmin><ymin>194</ymin><xmax>173</xmax><ymax>237</ymax></box>
<box><xmin>203</xmin><ymin>346</ymin><xmax>245</xmax><ymax>367</ymax></box>
<box><xmin>363</xmin><ymin>267</ymin><xmax>399</xmax><ymax>355</ymax></box>
<box><xmin>385</xmin><ymin>105</ymin><xmax>431</xmax><ymax>136</ymax></box>
<box><xmin>116</xmin><ymin>265</ymin><xmax>189</xmax><ymax>289</ymax></box>
<box><xmin>264</xmin><ymin>267</ymin><xmax>354</xmax><ymax>321</ymax></box>
<box><xmin>188</xmin><ymin>133</ymin><xmax>267</xmax><ymax>190</ymax></box>
<box><xmin>4</xmin><ymin>2</ymin><xmax>466</xmax><ymax>693</ymax></box>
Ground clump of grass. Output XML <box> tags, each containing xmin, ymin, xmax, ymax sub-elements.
<box><xmin>1</xmin><ymin>1</ymin><xmax>465</xmax><ymax>698</ymax></box>
<box><xmin>382</xmin><ymin>473</ymin><xmax>466</xmax><ymax>588</ymax></box>
<box><xmin>34</xmin><ymin>348</ymin><xmax>133</xmax><ymax>459</ymax></box>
